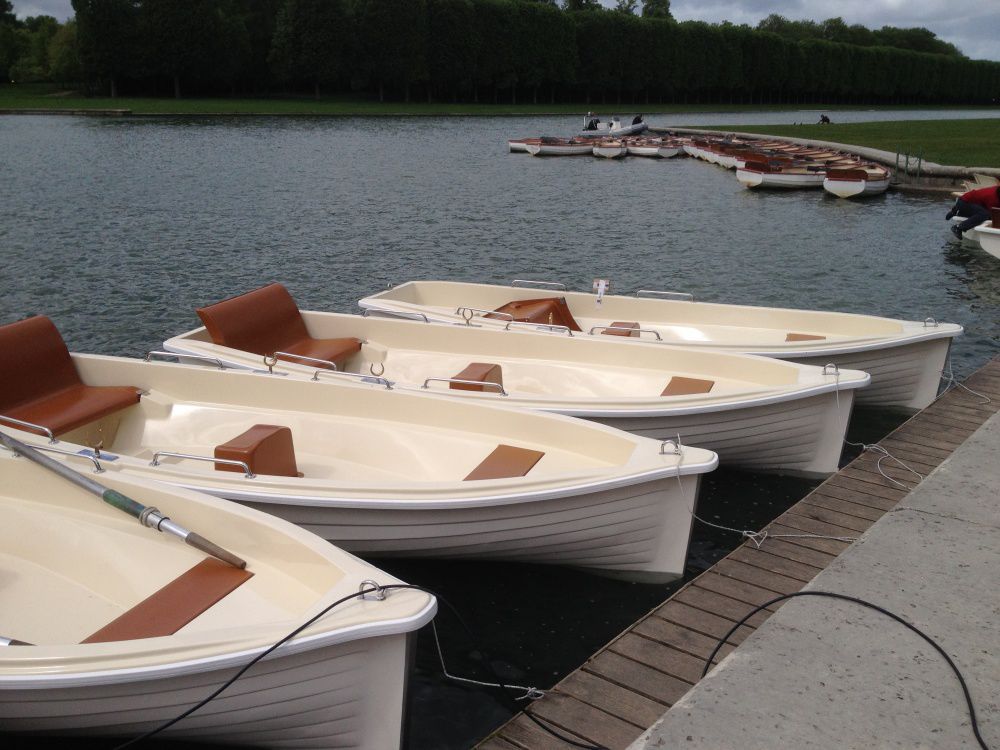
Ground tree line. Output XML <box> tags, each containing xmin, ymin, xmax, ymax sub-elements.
<box><xmin>2</xmin><ymin>0</ymin><xmax>998</xmax><ymax>105</ymax></box>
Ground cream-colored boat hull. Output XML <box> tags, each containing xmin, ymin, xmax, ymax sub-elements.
<box><xmin>243</xmin><ymin>474</ymin><xmax>703</xmax><ymax>582</ymax></box>
<box><xmin>0</xmin><ymin>455</ymin><xmax>435</xmax><ymax>748</ymax></box>
<box><xmin>736</xmin><ymin>168</ymin><xmax>826</xmax><ymax>189</ymax></box>
<box><xmin>4</xmin><ymin>634</ymin><xmax>414</xmax><ymax>748</ymax></box>
<box><xmin>595</xmin><ymin>388</ymin><xmax>854</xmax><ymax>477</ymax></box>
<box><xmin>357</xmin><ymin>281</ymin><xmax>962</xmax><ymax>411</ymax></box>
<box><xmin>164</xmin><ymin>310</ymin><xmax>868</xmax><ymax>475</ymax></box>
<box><xmin>972</xmin><ymin>223</ymin><xmax>1000</xmax><ymax>260</ymax></box>
<box><xmin>10</xmin><ymin>354</ymin><xmax>718</xmax><ymax>582</ymax></box>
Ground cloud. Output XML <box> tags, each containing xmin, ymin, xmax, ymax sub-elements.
<box><xmin>11</xmin><ymin>0</ymin><xmax>72</xmax><ymax>22</ymax></box>
<box><xmin>667</xmin><ymin>0</ymin><xmax>1000</xmax><ymax>61</ymax></box>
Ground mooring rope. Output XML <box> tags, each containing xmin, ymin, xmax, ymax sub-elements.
<box><xmin>431</xmin><ymin>620</ymin><xmax>544</xmax><ymax>701</ymax></box>
<box><xmin>829</xmin><ymin>365</ymin><xmax>925</xmax><ymax>491</ymax></box>
<box><xmin>940</xmin><ymin>351</ymin><xmax>991</xmax><ymax>405</ymax></box>
<box><xmin>665</xmin><ymin>436</ymin><xmax>859</xmax><ymax>549</ymax></box>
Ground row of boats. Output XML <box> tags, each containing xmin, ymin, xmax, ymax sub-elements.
<box><xmin>510</xmin><ymin>118</ymin><xmax>893</xmax><ymax>197</ymax></box>
<box><xmin>684</xmin><ymin>135</ymin><xmax>892</xmax><ymax>197</ymax></box>
<box><xmin>509</xmin><ymin>134</ymin><xmax>685</xmax><ymax>159</ymax></box>
<box><xmin>1</xmin><ymin>280</ymin><xmax>963</xmax><ymax>746</ymax></box>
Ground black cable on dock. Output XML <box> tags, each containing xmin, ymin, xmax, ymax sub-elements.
<box><xmin>702</xmin><ymin>590</ymin><xmax>992</xmax><ymax>750</ymax></box>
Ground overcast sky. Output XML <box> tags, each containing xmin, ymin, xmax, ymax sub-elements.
<box><xmin>11</xmin><ymin>0</ymin><xmax>1000</xmax><ymax>62</ymax></box>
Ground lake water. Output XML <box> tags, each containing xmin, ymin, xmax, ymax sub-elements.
<box><xmin>1</xmin><ymin>112</ymin><xmax>997</xmax><ymax>749</ymax></box>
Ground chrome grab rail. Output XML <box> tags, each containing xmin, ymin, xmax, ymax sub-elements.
<box><xmin>421</xmin><ymin>377</ymin><xmax>508</xmax><ymax>396</ymax></box>
<box><xmin>144</xmin><ymin>350</ymin><xmax>226</xmax><ymax>369</ymax></box>
<box><xmin>511</xmin><ymin>279</ymin><xmax>567</xmax><ymax>290</ymax></box>
<box><xmin>588</xmin><ymin>325</ymin><xmax>662</xmax><ymax>340</ymax></box>
<box><xmin>504</xmin><ymin>321</ymin><xmax>574</xmax><ymax>336</ymax></box>
<box><xmin>456</xmin><ymin>306</ymin><xmax>513</xmax><ymax>325</ymax></box>
<box><xmin>264</xmin><ymin>352</ymin><xmax>338</xmax><ymax>375</ymax></box>
<box><xmin>362</xmin><ymin>309</ymin><xmax>429</xmax><ymax>323</ymax></box>
<box><xmin>150</xmin><ymin>451</ymin><xmax>254</xmax><ymax>478</ymax></box>
<box><xmin>312</xmin><ymin>369</ymin><xmax>393</xmax><ymax>389</ymax></box>
<box><xmin>0</xmin><ymin>414</ymin><xmax>56</xmax><ymax>443</ymax></box>
<box><xmin>635</xmin><ymin>289</ymin><xmax>694</xmax><ymax>302</ymax></box>
<box><xmin>923</xmin><ymin>317</ymin><xmax>938</xmax><ymax>328</ymax></box>
<box><xmin>3</xmin><ymin>441</ymin><xmax>104</xmax><ymax>472</ymax></box>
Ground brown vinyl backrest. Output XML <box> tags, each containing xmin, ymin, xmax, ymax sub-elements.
<box><xmin>489</xmin><ymin>297</ymin><xmax>582</xmax><ymax>332</ymax></box>
<box><xmin>196</xmin><ymin>283</ymin><xmax>311</xmax><ymax>356</ymax></box>
<box><xmin>826</xmin><ymin>169</ymin><xmax>868</xmax><ymax>181</ymax></box>
<box><xmin>0</xmin><ymin>316</ymin><xmax>82</xmax><ymax>413</ymax></box>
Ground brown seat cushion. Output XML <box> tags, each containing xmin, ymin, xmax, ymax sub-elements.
<box><xmin>0</xmin><ymin>316</ymin><xmax>141</xmax><ymax>437</ymax></box>
<box><xmin>602</xmin><ymin>321</ymin><xmax>639</xmax><ymax>337</ymax></box>
<box><xmin>451</xmin><ymin>363</ymin><xmax>503</xmax><ymax>392</ymax></box>
<box><xmin>6</xmin><ymin>384</ymin><xmax>141</xmax><ymax>437</ymax></box>
<box><xmin>785</xmin><ymin>332</ymin><xmax>826</xmax><ymax>342</ymax></box>
<box><xmin>215</xmin><ymin>424</ymin><xmax>301</xmax><ymax>478</ymax></box>
<box><xmin>487</xmin><ymin>297</ymin><xmax>582</xmax><ymax>332</ymax></box>
<box><xmin>82</xmin><ymin>558</ymin><xmax>253</xmax><ymax>643</ymax></box>
<box><xmin>196</xmin><ymin>283</ymin><xmax>362</xmax><ymax>369</ymax></box>
<box><xmin>464</xmin><ymin>445</ymin><xmax>545</xmax><ymax>481</ymax></box>
<box><xmin>661</xmin><ymin>376</ymin><xmax>715</xmax><ymax>396</ymax></box>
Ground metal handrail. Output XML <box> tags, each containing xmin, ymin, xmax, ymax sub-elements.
<box><xmin>511</xmin><ymin>279</ymin><xmax>567</xmax><ymax>290</ymax></box>
<box><xmin>264</xmin><ymin>352</ymin><xmax>338</xmax><ymax>375</ymax></box>
<box><xmin>456</xmin><ymin>307</ymin><xmax>513</xmax><ymax>325</ymax></box>
<box><xmin>923</xmin><ymin>317</ymin><xmax>938</xmax><ymax>328</ymax></box>
<box><xmin>635</xmin><ymin>289</ymin><xmax>694</xmax><ymax>301</ymax></box>
<box><xmin>588</xmin><ymin>325</ymin><xmax>662</xmax><ymax>340</ymax></box>
<box><xmin>149</xmin><ymin>450</ymin><xmax>254</xmax><ymax>478</ymax></box>
<box><xmin>362</xmin><ymin>309</ymin><xmax>429</xmax><ymax>323</ymax></box>
<box><xmin>504</xmin><ymin>321</ymin><xmax>574</xmax><ymax>336</ymax></box>
<box><xmin>421</xmin><ymin>377</ymin><xmax>508</xmax><ymax>396</ymax></box>
<box><xmin>3</xmin><ymin>441</ymin><xmax>104</xmax><ymax>472</ymax></box>
<box><xmin>144</xmin><ymin>351</ymin><xmax>227</xmax><ymax>369</ymax></box>
<box><xmin>312</xmin><ymin>369</ymin><xmax>393</xmax><ymax>389</ymax></box>
<box><xmin>0</xmin><ymin>414</ymin><xmax>56</xmax><ymax>443</ymax></box>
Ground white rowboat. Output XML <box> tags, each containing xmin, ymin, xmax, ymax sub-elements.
<box><xmin>0</xmin><ymin>316</ymin><xmax>718</xmax><ymax>582</ymax></box>
<box><xmin>823</xmin><ymin>166</ymin><xmax>891</xmax><ymax>198</ymax></box>
<box><xmin>0</xmin><ymin>451</ymin><xmax>435</xmax><ymax>747</ymax></box>
<box><xmin>163</xmin><ymin>285</ymin><xmax>870</xmax><ymax>476</ymax></box>
<box><xmin>358</xmin><ymin>280</ymin><xmax>963</xmax><ymax>411</ymax></box>
<box><xmin>592</xmin><ymin>140</ymin><xmax>627</xmax><ymax>159</ymax></box>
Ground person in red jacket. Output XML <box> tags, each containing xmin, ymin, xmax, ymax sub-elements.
<box><xmin>946</xmin><ymin>185</ymin><xmax>1000</xmax><ymax>237</ymax></box>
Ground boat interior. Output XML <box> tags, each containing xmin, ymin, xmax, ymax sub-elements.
<box><xmin>364</xmin><ymin>281</ymin><xmax>911</xmax><ymax>349</ymax></box>
<box><xmin>171</xmin><ymin>284</ymin><xmax>864</xmax><ymax>409</ymax></box>
<box><xmin>0</xmin><ymin>316</ymin><xmax>644</xmax><ymax>489</ymax></box>
<box><xmin>0</xmin><ymin>454</ymin><xmax>355</xmax><ymax>649</ymax></box>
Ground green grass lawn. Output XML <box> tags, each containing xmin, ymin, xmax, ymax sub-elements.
<box><xmin>698</xmin><ymin>119</ymin><xmax>1000</xmax><ymax>168</ymax></box>
<box><xmin>3</xmin><ymin>83</ymin><xmax>997</xmax><ymax>120</ymax></box>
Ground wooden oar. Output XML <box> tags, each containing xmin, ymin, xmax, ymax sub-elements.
<box><xmin>0</xmin><ymin>430</ymin><xmax>246</xmax><ymax>569</ymax></box>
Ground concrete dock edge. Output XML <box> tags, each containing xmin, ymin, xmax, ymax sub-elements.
<box><xmin>629</xmin><ymin>412</ymin><xmax>1000</xmax><ymax>750</ymax></box>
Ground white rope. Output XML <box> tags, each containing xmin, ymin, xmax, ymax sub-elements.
<box><xmin>843</xmin><ymin>439</ymin><xmax>923</xmax><ymax>490</ymax></box>
<box><xmin>829</xmin><ymin>365</ymin><xmax>924</xmax><ymax>491</ymax></box>
<box><xmin>666</xmin><ymin>435</ymin><xmax>858</xmax><ymax>549</ymax></box>
<box><xmin>940</xmin><ymin>352</ymin><xmax>991</xmax><ymax>405</ymax></box>
<box><xmin>431</xmin><ymin>620</ymin><xmax>544</xmax><ymax>701</ymax></box>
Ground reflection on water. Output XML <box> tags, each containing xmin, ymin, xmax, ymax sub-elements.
<box><xmin>1</xmin><ymin>113</ymin><xmax>997</xmax><ymax>749</ymax></box>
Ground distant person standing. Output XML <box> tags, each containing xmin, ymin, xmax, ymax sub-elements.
<box><xmin>946</xmin><ymin>185</ymin><xmax>1000</xmax><ymax>238</ymax></box>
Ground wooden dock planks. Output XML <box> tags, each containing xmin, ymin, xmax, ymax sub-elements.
<box><xmin>477</xmin><ymin>357</ymin><xmax>1000</xmax><ymax>750</ymax></box>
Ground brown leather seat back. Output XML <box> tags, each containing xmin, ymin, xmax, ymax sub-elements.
<box><xmin>490</xmin><ymin>297</ymin><xmax>582</xmax><ymax>332</ymax></box>
<box><xmin>196</xmin><ymin>283</ymin><xmax>311</xmax><ymax>356</ymax></box>
<box><xmin>0</xmin><ymin>316</ymin><xmax>82</xmax><ymax>413</ymax></box>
